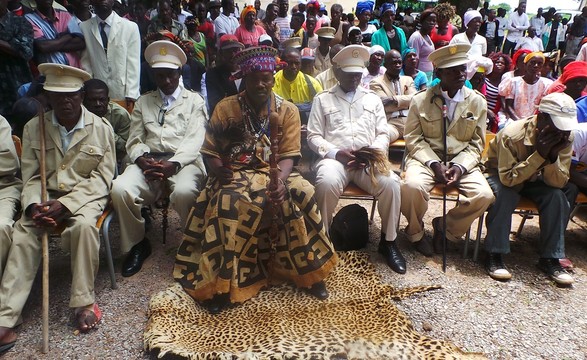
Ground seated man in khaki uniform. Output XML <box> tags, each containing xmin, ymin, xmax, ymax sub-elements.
<box><xmin>111</xmin><ymin>41</ymin><xmax>207</xmax><ymax>278</ymax></box>
<box><xmin>483</xmin><ymin>93</ymin><xmax>578</xmax><ymax>286</ymax></box>
<box><xmin>401</xmin><ymin>44</ymin><xmax>494</xmax><ymax>257</ymax></box>
<box><xmin>0</xmin><ymin>64</ymin><xmax>116</xmax><ymax>352</ymax></box>
<box><xmin>83</xmin><ymin>78</ymin><xmax>131</xmax><ymax>164</ymax></box>
<box><xmin>0</xmin><ymin>116</ymin><xmax>22</xmax><ymax>284</ymax></box>
<box><xmin>369</xmin><ymin>49</ymin><xmax>417</xmax><ymax>143</ymax></box>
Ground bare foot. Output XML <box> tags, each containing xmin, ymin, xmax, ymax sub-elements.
<box><xmin>74</xmin><ymin>303</ymin><xmax>102</xmax><ymax>333</ymax></box>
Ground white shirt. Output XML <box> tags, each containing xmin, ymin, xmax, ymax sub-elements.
<box><xmin>307</xmin><ymin>85</ymin><xmax>390</xmax><ymax>159</ymax></box>
<box><xmin>98</xmin><ymin>11</ymin><xmax>115</xmax><ymax>37</ymax></box>
<box><xmin>275</xmin><ymin>15</ymin><xmax>293</xmax><ymax>42</ymax></box>
<box><xmin>214</xmin><ymin>13</ymin><xmax>238</xmax><ymax>38</ymax></box>
<box><xmin>449</xmin><ymin>32</ymin><xmax>487</xmax><ymax>57</ymax></box>
<box><xmin>506</xmin><ymin>11</ymin><xmax>529</xmax><ymax>42</ymax></box>
<box><xmin>51</xmin><ymin>112</ymin><xmax>85</xmax><ymax>151</ymax></box>
<box><xmin>496</xmin><ymin>16</ymin><xmax>507</xmax><ymax>37</ymax></box>
<box><xmin>361</xmin><ymin>67</ymin><xmax>386</xmax><ymax>89</ymax></box>
<box><xmin>530</xmin><ymin>15</ymin><xmax>545</xmax><ymax>36</ymax></box>
<box><xmin>441</xmin><ymin>88</ymin><xmax>465</xmax><ymax>122</ymax></box>
<box><xmin>158</xmin><ymin>85</ymin><xmax>182</xmax><ymax>109</ymax></box>
<box><xmin>573</xmin><ymin>122</ymin><xmax>587</xmax><ymax>168</ymax></box>
<box><xmin>514</xmin><ymin>36</ymin><xmax>544</xmax><ymax>52</ymax></box>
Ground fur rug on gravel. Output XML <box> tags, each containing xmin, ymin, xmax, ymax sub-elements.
<box><xmin>144</xmin><ymin>252</ymin><xmax>487</xmax><ymax>360</ymax></box>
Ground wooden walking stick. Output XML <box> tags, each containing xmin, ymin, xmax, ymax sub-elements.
<box><xmin>37</xmin><ymin>103</ymin><xmax>50</xmax><ymax>353</ymax></box>
<box><xmin>431</xmin><ymin>94</ymin><xmax>449</xmax><ymax>273</ymax></box>
<box><xmin>267</xmin><ymin>111</ymin><xmax>283</xmax><ymax>265</ymax></box>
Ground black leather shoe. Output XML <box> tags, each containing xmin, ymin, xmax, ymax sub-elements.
<box><xmin>378</xmin><ymin>240</ymin><xmax>406</xmax><ymax>274</ymax></box>
<box><xmin>414</xmin><ymin>238</ymin><xmax>434</xmax><ymax>257</ymax></box>
<box><xmin>305</xmin><ymin>281</ymin><xmax>329</xmax><ymax>300</ymax></box>
<box><xmin>122</xmin><ymin>239</ymin><xmax>152</xmax><ymax>277</ymax></box>
<box><xmin>201</xmin><ymin>294</ymin><xmax>230</xmax><ymax>314</ymax></box>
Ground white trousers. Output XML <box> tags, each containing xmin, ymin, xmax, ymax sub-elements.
<box><xmin>313</xmin><ymin>158</ymin><xmax>401</xmax><ymax>241</ymax></box>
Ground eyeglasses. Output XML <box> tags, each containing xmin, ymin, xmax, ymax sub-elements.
<box><xmin>158</xmin><ymin>107</ymin><xmax>166</xmax><ymax>126</ymax></box>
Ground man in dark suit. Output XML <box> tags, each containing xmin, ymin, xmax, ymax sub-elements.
<box><xmin>204</xmin><ymin>34</ymin><xmax>244</xmax><ymax>114</ymax></box>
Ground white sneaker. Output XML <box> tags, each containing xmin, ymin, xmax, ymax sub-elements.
<box><xmin>538</xmin><ymin>258</ymin><xmax>574</xmax><ymax>286</ymax></box>
<box><xmin>486</xmin><ymin>253</ymin><xmax>512</xmax><ymax>281</ymax></box>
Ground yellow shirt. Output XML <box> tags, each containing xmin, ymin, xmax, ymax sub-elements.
<box><xmin>273</xmin><ymin>70</ymin><xmax>323</xmax><ymax>105</ymax></box>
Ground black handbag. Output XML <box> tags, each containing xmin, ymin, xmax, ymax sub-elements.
<box><xmin>329</xmin><ymin>204</ymin><xmax>369</xmax><ymax>251</ymax></box>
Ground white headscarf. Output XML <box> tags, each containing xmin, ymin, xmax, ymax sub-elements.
<box><xmin>464</xmin><ymin>10</ymin><xmax>482</xmax><ymax>27</ymax></box>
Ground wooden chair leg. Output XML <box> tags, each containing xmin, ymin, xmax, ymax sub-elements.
<box><xmin>514</xmin><ymin>210</ymin><xmax>531</xmax><ymax>238</ymax></box>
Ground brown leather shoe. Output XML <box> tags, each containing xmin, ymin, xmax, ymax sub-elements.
<box><xmin>0</xmin><ymin>327</ymin><xmax>17</xmax><ymax>354</ymax></box>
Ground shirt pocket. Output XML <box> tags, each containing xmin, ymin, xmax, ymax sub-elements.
<box><xmin>71</xmin><ymin>144</ymin><xmax>105</xmax><ymax>177</ymax></box>
<box><xmin>360</xmin><ymin>103</ymin><xmax>378</xmax><ymax>135</ymax></box>
<box><xmin>455</xmin><ymin>112</ymin><xmax>479</xmax><ymax>141</ymax></box>
<box><xmin>324</xmin><ymin>107</ymin><xmax>344</xmax><ymax>130</ymax></box>
<box><xmin>31</xmin><ymin>141</ymin><xmax>57</xmax><ymax>172</ymax></box>
<box><xmin>420</xmin><ymin>112</ymin><xmax>443</xmax><ymax>139</ymax></box>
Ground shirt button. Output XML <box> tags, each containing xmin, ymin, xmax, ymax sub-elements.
<box><xmin>89</xmin><ymin>149</ymin><xmax>94</xmax><ymax>153</ymax></box>
<box><xmin>61</xmin><ymin>164</ymin><xmax>66</xmax><ymax>170</ymax></box>
<box><xmin>59</xmin><ymin>184</ymin><xmax>65</xmax><ymax>190</ymax></box>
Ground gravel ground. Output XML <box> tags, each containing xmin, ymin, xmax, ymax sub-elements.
<box><xmin>3</xmin><ymin>190</ymin><xmax>587</xmax><ymax>359</ymax></box>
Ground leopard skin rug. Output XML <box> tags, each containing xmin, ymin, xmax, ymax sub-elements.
<box><xmin>145</xmin><ymin>252</ymin><xmax>486</xmax><ymax>359</ymax></box>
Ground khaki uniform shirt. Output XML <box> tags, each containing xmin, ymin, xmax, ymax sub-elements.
<box><xmin>126</xmin><ymin>87</ymin><xmax>207</xmax><ymax>172</ymax></box>
<box><xmin>314</xmin><ymin>48</ymin><xmax>331</xmax><ymax>74</ymax></box>
<box><xmin>483</xmin><ymin>116</ymin><xmax>573</xmax><ymax>189</ymax></box>
<box><xmin>307</xmin><ymin>85</ymin><xmax>389</xmax><ymax>158</ymax></box>
<box><xmin>405</xmin><ymin>84</ymin><xmax>487</xmax><ymax>172</ymax></box>
<box><xmin>21</xmin><ymin>107</ymin><xmax>116</xmax><ymax>214</ymax></box>
<box><xmin>0</xmin><ymin>116</ymin><xmax>22</xmax><ymax>203</ymax></box>
<box><xmin>105</xmin><ymin>101</ymin><xmax>131</xmax><ymax>160</ymax></box>
<box><xmin>315</xmin><ymin>68</ymin><xmax>337</xmax><ymax>92</ymax></box>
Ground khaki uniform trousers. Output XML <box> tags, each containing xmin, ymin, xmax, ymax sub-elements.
<box><xmin>400</xmin><ymin>161</ymin><xmax>494</xmax><ymax>242</ymax></box>
<box><xmin>0</xmin><ymin>201</ymin><xmax>102</xmax><ymax>328</ymax></box>
<box><xmin>314</xmin><ymin>158</ymin><xmax>401</xmax><ymax>241</ymax></box>
<box><xmin>0</xmin><ymin>197</ymin><xmax>19</xmax><ymax>281</ymax></box>
<box><xmin>388</xmin><ymin>116</ymin><xmax>406</xmax><ymax>144</ymax></box>
<box><xmin>111</xmin><ymin>163</ymin><xmax>205</xmax><ymax>253</ymax></box>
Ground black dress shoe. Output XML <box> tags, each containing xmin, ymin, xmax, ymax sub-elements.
<box><xmin>201</xmin><ymin>294</ymin><xmax>230</xmax><ymax>314</ymax></box>
<box><xmin>122</xmin><ymin>239</ymin><xmax>152</xmax><ymax>277</ymax></box>
<box><xmin>378</xmin><ymin>240</ymin><xmax>406</xmax><ymax>274</ymax></box>
<box><xmin>414</xmin><ymin>238</ymin><xmax>434</xmax><ymax>257</ymax></box>
<box><xmin>305</xmin><ymin>281</ymin><xmax>329</xmax><ymax>300</ymax></box>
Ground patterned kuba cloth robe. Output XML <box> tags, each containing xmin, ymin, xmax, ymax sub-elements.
<box><xmin>174</xmin><ymin>92</ymin><xmax>337</xmax><ymax>304</ymax></box>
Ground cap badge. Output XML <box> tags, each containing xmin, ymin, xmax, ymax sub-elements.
<box><xmin>449</xmin><ymin>46</ymin><xmax>457</xmax><ymax>55</ymax></box>
<box><xmin>160</xmin><ymin>47</ymin><xmax>168</xmax><ymax>56</ymax></box>
<box><xmin>352</xmin><ymin>50</ymin><xmax>359</xmax><ymax>58</ymax></box>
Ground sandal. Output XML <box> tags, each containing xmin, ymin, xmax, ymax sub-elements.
<box><xmin>74</xmin><ymin>303</ymin><xmax>102</xmax><ymax>333</ymax></box>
